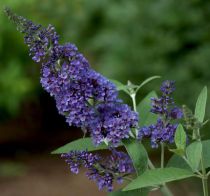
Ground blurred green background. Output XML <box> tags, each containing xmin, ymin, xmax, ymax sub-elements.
<box><xmin>0</xmin><ymin>0</ymin><xmax>209</xmax><ymax>195</ymax></box>
<box><xmin>1</xmin><ymin>0</ymin><xmax>210</xmax><ymax>116</ymax></box>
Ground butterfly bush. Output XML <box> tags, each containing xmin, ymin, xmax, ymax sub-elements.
<box><xmin>6</xmin><ymin>8</ymin><xmax>210</xmax><ymax>196</ymax></box>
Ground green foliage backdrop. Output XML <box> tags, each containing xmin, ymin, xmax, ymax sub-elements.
<box><xmin>1</xmin><ymin>0</ymin><xmax>210</xmax><ymax>119</ymax></box>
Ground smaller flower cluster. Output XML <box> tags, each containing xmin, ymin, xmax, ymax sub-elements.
<box><xmin>61</xmin><ymin>150</ymin><xmax>134</xmax><ymax>192</ymax></box>
<box><xmin>138</xmin><ymin>80</ymin><xmax>183</xmax><ymax>148</ymax></box>
<box><xmin>107</xmin><ymin>150</ymin><xmax>134</xmax><ymax>174</ymax></box>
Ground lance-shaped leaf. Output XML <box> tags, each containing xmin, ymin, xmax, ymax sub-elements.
<box><xmin>122</xmin><ymin>139</ymin><xmax>148</xmax><ymax>195</ymax></box>
<box><xmin>166</xmin><ymin>154</ymin><xmax>191</xmax><ymax>170</ymax></box>
<box><xmin>195</xmin><ymin>86</ymin><xmax>207</xmax><ymax>123</ymax></box>
<box><xmin>123</xmin><ymin>139</ymin><xmax>148</xmax><ymax>175</ymax></box>
<box><xmin>137</xmin><ymin>91</ymin><xmax>158</xmax><ymax>127</ymax></box>
<box><xmin>123</xmin><ymin>167</ymin><xmax>194</xmax><ymax>191</ymax></box>
<box><xmin>186</xmin><ymin>141</ymin><xmax>202</xmax><ymax>171</ymax></box>
<box><xmin>174</xmin><ymin>124</ymin><xmax>187</xmax><ymax>150</ymax></box>
<box><xmin>51</xmin><ymin>138</ymin><xmax>109</xmax><ymax>154</ymax></box>
<box><xmin>201</xmin><ymin>140</ymin><xmax>210</xmax><ymax>169</ymax></box>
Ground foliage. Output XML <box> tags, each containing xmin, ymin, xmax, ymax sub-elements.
<box><xmin>51</xmin><ymin>138</ymin><xmax>111</xmax><ymax>154</ymax></box>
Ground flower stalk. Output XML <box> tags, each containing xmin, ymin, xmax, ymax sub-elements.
<box><xmin>161</xmin><ymin>142</ymin><xmax>165</xmax><ymax>168</ymax></box>
<box><xmin>195</xmin><ymin>128</ymin><xmax>209</xmax><ymax>196</ymax></box>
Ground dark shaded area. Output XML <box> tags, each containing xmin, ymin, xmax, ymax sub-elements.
<box><xmin>0</xmin><ymin>91</ymin><xmax>82</xmax><ymax>157</ymax></box>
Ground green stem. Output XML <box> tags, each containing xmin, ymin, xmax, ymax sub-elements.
<box><xmin>130</xmin><ymin>93</ymin><xmax>137</xmax><ymax>112</ymax></box>
<box><xmin>161</xmin><ymin>143</ymin><xmax>165</xmax><ymax>168</ymax></box>
<box><xmin>130</xmin><ymin>93</ymin><xmax>139</xmax><ymax>136</ymax></box>
<box><xmin>195</xmin><ymin>128</ymin><xmax>209</xmax><ymax>196</ymax></box>
<box><xmin>148</xmin><ymin>159</ymin><xmax>155</xmax><ymax>169</ymax></box>
<box><xmin>123</xmin><ymin>176</ymin><xmax>133</xmax><ymax>182</ymax></box>
<box><xmin>201</xmin><ymin>152</ymin><xmax>208</xmax><ymax>196</ymax></box>
<box><xmin>160</xmin><ymin>186</ymin><xmax>173</xmax><ymax>196</ymax></box>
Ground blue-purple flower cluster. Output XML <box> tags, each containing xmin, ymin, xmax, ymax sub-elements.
<box><xmin>5</xmin><ymin>9</ymin><xmax>138</xmax><ymax>147</ymax></box>
<box><xmin>138</xmin><ymin>81</ymin><xmax>183</xmax><ymax>148</ymax></box>
<box><xmin>107</xmin><ymin>149</ymin><xmax>134</xmax><ymax>174</ymax></box>
<box><xmin>61</xmin><ymin>150</ymin><xmax>134</xmax><ymax>191</ymax></box>
<box><xmin>61</xmin><ymin>150</ymin><xmax>99</xmax><ymax>174</ymax></box>
<box><xmin>89</xmin><ymin>102</ymin><xmax>138</xmax><ymax>146</ymax></box>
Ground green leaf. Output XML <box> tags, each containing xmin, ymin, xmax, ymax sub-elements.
<box><xmin>137</xmin><ymin>91</ymin><xmax>158</xmax><ymax>127</ymax></box>
<box><xmin>123</xmin><ymin>167</ymin><xmax>194</xmax><ymax>191</ymax></box>
<box><xmin>166</xmin><ymin>154</ymin><xmax>191</xmax><ymax>170</ymax></box>
<box><xmin>108</xmin><ymin>189</ymin><xmax>148</xmax><ymax>196</ymax></box>
<box><xmin>123</xmin><ymin>139</ymin><xmax>148</xmax><ymax>175</ymax></box>
<box><xmin>195</xmin><ymin>86</ymin><xmax>207</xmax><ymax>123</ymax></box>
<box><xmin>136</xmin><ymin>76</ymin><xmax>161</xmax><ymax>93</ymax></box>
<box><xmin>201</xmin><ymin>140</ymin><xmax>210</xmax><ymax>169</ymax></box>
<box><xmin>110</xmin><ymin>79</ymin><xmax>129</xmax><ymax>94</ymax></box>
<box><xmin>186</xmin><ymin>141</ymin><xmax>202</xmax><ymax>171</ymax></box>
<box><xmin>51</xmin><ymin>138</ymin><xmax>108</xmax><ymax>154</ymax></box>
<box><xmin>174</xmin><ymin>124</ymin><xmax>187</xmax><ymax>150</ymax></box>
<box><xmin>169</xmin><ymin>148</ymin><xmax>185</xmax><ymax>156</ymax></box>
<box><xmin>122</xmin><ymin>139</ymin><xmax>148</xmax><ymax>194</ymax></box>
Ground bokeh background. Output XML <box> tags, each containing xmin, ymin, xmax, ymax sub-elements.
<box><xmin>0</xmin><ymin>0</ymin><xmax>210</xmax><ymax>195</ymax></box>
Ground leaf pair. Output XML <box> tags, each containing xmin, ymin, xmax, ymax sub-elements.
<box><xmin>111</xmin><ymin>76</ymin><xmax>160</xmax><ymax>95</ymax></box>
<box><xmin>170</xmin><ymin>126</ymin><xmax>202</xmax><ymax>172</ymax></box>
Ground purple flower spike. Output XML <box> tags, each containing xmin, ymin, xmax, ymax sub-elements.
<box><xmin>6</xmin><ymin>9</ymin><xmax>139</xmax><ymax>147</ymax></box>
<box><xmin>160</xmin><ymin>80</ymin><xmax>175</xmax><ymax>95</ymax></box>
